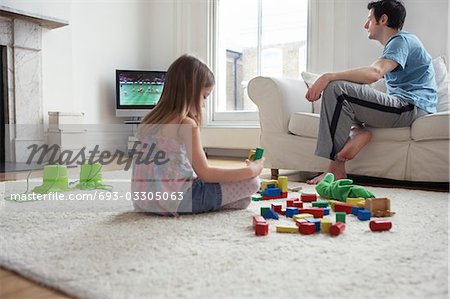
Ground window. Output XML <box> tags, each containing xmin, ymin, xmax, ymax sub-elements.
<box><xmin>208</xmin><ymin>0</ymin><xmax>308</xmax><ymax>125</ymax></box>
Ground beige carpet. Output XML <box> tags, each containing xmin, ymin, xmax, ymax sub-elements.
<box><xmin>0</xmin><ymin>171</ymin><xmax>449</xmax><ymax>299</ymax></box>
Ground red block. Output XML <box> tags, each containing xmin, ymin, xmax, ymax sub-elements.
<box><xmin>334</xmin><ymin>202</ymin><xmax>353</xmax><ymax>214</ymax></box>
<box><xmin>295</xmin><ymin>219</ymin><xmax>308</xmax><ymax>227</ymax></box>
<box><xmin>370</xmin><ymin>220</ymin><xmax>392</xmax><ymax>232</ymax></box>
<box><xmin>299</xmin><ymin>222</ymin><xmax>315</xmax><ymax>235</ymax></box>
<box><xmin>330</xmin><ymin>222</ymin><xmax>345</xmax><ymax>236</ymax></box>
<box><xmin>281</xmin><ymin>192</ymin><xmax>288</xmax><ymax>198</ymax></box>
<box><xmin>286</xmin><ymin>199</ymin><xmax>296</xmax><ymax>207</ymax></box>
<box><xmin>293</xmin><ymin>201</ymin><xmax>304</xmax><ymax>209</ymax></box>
<box><xmin>301</xmin><ymin>193</ymin><xmax>317</xmax><ymax>202</ymax></box>
<box><xmin>255</xmin><ymin>222</ymin><xmax>269</xmax><ymax>236</ymax></box>
<box><xmin>280</xmin><ymin>209</ymin><xmax>286</xmax><ymax>216</ymax></box>
<box><xmin>299</xmin><ymin>208</ymin><xmax>324</xmax><ymax>218</ymax></box>
<box><xmin>253</xmin><ymin>215</ymin><xmax>266</xmax><ymax>228</ymax></box>
<box><xmin>271</xmin><ymin>203</ymin><xmax>282</xmax><ymax>213</ymax></box>
<box><xmin>263</xmin><ymin>195</ymin><xmax>282</xmax><ymax>200</ymax></box>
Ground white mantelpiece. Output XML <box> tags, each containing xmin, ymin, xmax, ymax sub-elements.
<box><xmin>0</xmin><ymin>6</ymin><xmax>68</xmax><ymax>163</ymax></box>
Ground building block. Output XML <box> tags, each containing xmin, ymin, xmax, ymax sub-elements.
<box><xmin>323</xmin><ymin>207</ymin><xmax>331</xmax><ymax>216</ymax></box>
<box><xmin>276</xmin><ymin>225</ymin><xmax>299</xmax><ymax>233</ymax></box>
<box><xmin>261</xmin><ymin>180</ymin><xmax>278</xmax><ymax>192</ymax></box>
<box><xmin>312</xmin><ymin>201</ymin><xmax>329</xmax><ymax>208</ymax></box>
<box><xmin>346</xmin><ymin>197</ymin><xmax>365</xmax><ymax>206</ymax></box>
<box><xmin>263</xmin><ymin>195</ymin><xmax>283</xmax><ymax>200</ymax></box>
<box><xmin>287</xmin><ymin>199</ymin><xmax>296</xmax><ymax>207</ymax></box>
<box><xmin>328</xmin><ymin>200</ymin><xmax>340</xmax><ymax>211</ymax></box>
<box><xmin>357</xmin><ymin>209</ymin><xmax>371</xmax><ymax>221</ymax></box>
<box><xmin>255</xmin><ymin>222</ymin><xmax>269</xmax><ymax>236</ymax></box>
<box><xmin>248</xmin><ymin>149</ymin><xmax>256</xmax><ymax>161</ymax></box>
<box><xmin>320</xmin><ymin>218</ymin><xmax>332</xmax><ymax>233</ymax></box>
<box><xmin>295</xmin><ymin>218</ymin><xmax>308</xmax><ymax>227</ymax></box>
<box><xmin>254</xmin><ymin>147</ymin><xmax>264</xmax><ymax>160</ymax></box>
<box><xmin>299</xmin><ymin>208</ymin><xmax>324</xmax><ymax>218</ymax></box>
<box><xmin>370</xmin><ymin>220</ymin><xmax>392</xmax><ymax>232</ymax></box>
<box><xmin>293</xmin><ymin>201</ymin><xmax>304</xmax><ymax>209</ymax></box>
<box><xmin>293</xmin><ymin>213</ymin><xmax>314</xmax><ymax>221</ymax></box>
<box><xmin>271</xmin><ymin>203</ymin><xmax>282</xmax><ymax>214</ymax></box>
<box><xmin>253</xmin><ymin>215</ymin><xmax>266</xmax><ymax>228</ymax></box>
<box><xmin>330</xmin><ymin>222</ymin><xmax>345</xmax><ymax>236</ymax></box>
<box><xmin>301</xmin><ymin>192</ymin><xmax>317</xmax><ymax>202</ymax></box>
<box><xmin>265</xmin><ymin>187</ymin><xmax>281</xmax><ymax>197</ymax></box>
<box><xmin>306</xmin><ymin>218</ymin><xmax>321</xmax><ymax>232</ymax></box>
<box><xmin>251</xmin><ymin>194</ymin><xmax>263</xmax><ymax>201</ymax></box>
<box><xmin>262</xmin><ymin>209</ymin><xmax>279</xmax><ymax>220</ymax></box>
<box><xmin>260</xmin><ymin>207</ymin><xmax>270</xmax><ymax>216</ymax></box>
<box><xmin>299</xmin><ymin>222</ymin><xmax>316</xmax><ymax>235</ymax></box>
<box><xmin>285</xmin><ymin>207</ymin><xmax>299</xmax><ymax>218</ymax></box>
<box><xmin>280</xmin><ymin>208</ymin><xmax>286</xmax><ymax>215</ymax></box>
<box><xmin>336</xmin><ymin>212</ymin><xmax>346</xmax><ymax>223</ymax></box>
<box><xmin>280</xmin><ymin>192</ymin><xmax>288</xmax><ymax>198</ymax></box>
<box><xmin>277</xmin><ymin>176</ymin><xmax>288</xmax><ymax>193</ymax></box>
<box><xmin>334</xmin><ymin>202</ymin><xmax>353</xmax><ymax>214</ymax></box>
<box><xmin>351</xmin><ymin>206</ymin><xmax>364</xmax><ymax>216</ymax></box>
<box><xmin>364</xmin><ymin>197</ymin><xmax>395</xmax><ymax>217</ymax></box>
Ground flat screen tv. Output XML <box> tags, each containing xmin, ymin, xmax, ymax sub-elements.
<box><xmin>115</xmin><ymin>69</ymin><xmax>166</xmax><ymax>117</ymax></box>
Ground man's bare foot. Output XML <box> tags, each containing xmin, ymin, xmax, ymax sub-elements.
<box><xmin>336</xmin><ymin>128</ymin><xmax>372</xmax><ymax>161</ymax></box>
<box><xmin>306</xmin><ymin>160</ymin><xmax>347</xmax><ymax>184</ymax></box>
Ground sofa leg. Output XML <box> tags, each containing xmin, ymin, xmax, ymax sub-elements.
<box><xmin>271</xmin><ymin>169</ymin><xmax>279</xmax><ymax>180</ymax></box>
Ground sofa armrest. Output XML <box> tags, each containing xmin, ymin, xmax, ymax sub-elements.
<box><xmin>248</xmin><ymin>76</ymin><xmax>311</xmax><ymax>134</ymax></box>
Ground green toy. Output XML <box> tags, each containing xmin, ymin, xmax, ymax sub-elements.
<box><xmin>315</xmin><ymin>173</ymin><xmax>375</xmax><ymax>202</ymax></box>
<box><xmin>32</xmin><ymin>165</ymin><xmax>72</xmax><ymax>194</ymax></box>
<box><xmin>75</xmin><ymin>163</ymin><xmax>112</xmax><ymax>191</ymax></box>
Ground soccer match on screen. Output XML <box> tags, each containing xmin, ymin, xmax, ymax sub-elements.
<box><xmin>119</xmin><ymin>72</ymin><xmax>165</xmax><ymax>106</ymax></box>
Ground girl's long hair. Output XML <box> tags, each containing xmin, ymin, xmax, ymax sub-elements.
<box><xmin>140</xmin><ymin>54</ymin><xmax>215</xmax><ymax>127</ymax></box>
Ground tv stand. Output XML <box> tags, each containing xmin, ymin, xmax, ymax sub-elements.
<box><xmin>124</xmin><ymin>117</ymin><xmax>141</xmax><ymax>124</ymax></box>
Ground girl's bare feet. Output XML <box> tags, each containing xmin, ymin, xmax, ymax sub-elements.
<box><xmin>306</xmin><ymin>160</ymin><xmax>347</xmax><ymax>184</ymax></box>
<box><xmin>336</xmin><ymin>128</ymin><xmax>372</xmax><ymax>161</ymax></box>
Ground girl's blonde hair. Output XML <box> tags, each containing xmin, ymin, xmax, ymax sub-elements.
<box><xmin>140</xmin><ymin>54</ymin><xmax>215</xmax><ymax>127</ymax></box>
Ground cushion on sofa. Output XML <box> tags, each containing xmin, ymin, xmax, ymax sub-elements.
<box><xmin>411</xmin><ymin>111</ymin><xmax>450</xmax><ymax>141</ymax></box>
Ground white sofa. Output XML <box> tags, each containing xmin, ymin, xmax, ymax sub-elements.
<box><xmin>248</xmin><ymin>59</ymin><xmax>450</xmax><ymax>183</ymax></box>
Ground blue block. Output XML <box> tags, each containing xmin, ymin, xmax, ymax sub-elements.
<box><xmin>323</xmin><ymin>207</ymin><xmax>330</xmax><ymax>216</ymax></box>
<box><xmin>285</xmin><ymin>207</ymin><xmax>299</xmax><ymax>218</ymax></box>
<box><xmin>262</xmin><ymin>209</ymin><xmax>279</xmax><ymax>220</ymax></box>
<box><xmin>357</xmin><ymin>209</ymin><xmax>371</xmax><ymax>221</ymax></box>
<box><xmin>351</xmin><ymin>206</ymin><xmax>364</xmax><ymax>216</ymax></box>
<box><xmin>267</xmin><ymin>184</ymin><xmax>276</xmax><ymax>189</ymax></box>
<box><xmin>306</xmin><ymin>218</ymin><xmax>321</xmax><ymax>232</ymax></box>
<box><xmin>265</xmin><ymin>187</ymin><xmax>281</xmax><ymax>197</ymax></box>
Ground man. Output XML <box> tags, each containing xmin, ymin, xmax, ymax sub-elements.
<box><xmin>306</xmin><ymin>0</ymin><xmax>437</xmax><ymax>184</ymax></box>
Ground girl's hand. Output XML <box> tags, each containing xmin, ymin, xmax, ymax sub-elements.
<box><xmin>245</xmin><ymin>157</ymin><xmax>265</xmax><ymax>177</ymax></box>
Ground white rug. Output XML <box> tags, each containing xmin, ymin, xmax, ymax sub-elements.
<box><xmin>0</xmin><ymin>172</ymin><xmax>449</xmax><ymax>299</ymax></box>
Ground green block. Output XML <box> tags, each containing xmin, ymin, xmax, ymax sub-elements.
<box><xmin>312</xmin><ymin>201</ymin><xmax>329</xmax><ymax>208</ymax></box>
<box><xmin>252</xmin><ymin>194</ymin><xmax>263</xmax><ymax>201</ymax></box>
<box><xmin>336</xmin><ymin>212</ymin><xmax>346</xmax><ymax>223</ymax></box>
<box><xmin>261</xmin><ymin>207</ymin><xmax>270</xmax><ymax>216</ymax></box>
<box><xmin>254</xmin><ymin>147</ymin><xmax>264</xmax><ymax>160</ymax></box>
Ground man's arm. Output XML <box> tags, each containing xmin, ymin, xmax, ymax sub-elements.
<box><xmin>305</xmin><ymin>58</ymin><xmax>398</xmax><ymax>102</ymax></box>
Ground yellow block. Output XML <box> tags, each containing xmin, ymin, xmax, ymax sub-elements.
<box><xmin>356</xmin><ymin>200</ymin><xmax>366</xmax><ymax>207</ymax></box>
<box><xmin>276</xmin><ymin>226</ymin><xmax>299</xmax><ymax>233</ymax></box>
<box><xmin>320</xmin><ymin>218</ymin><xmax>332</xmax><ymax>233</ymax></box>
<box><xmin>278</xmin><ymin>176</ymin><xmax>288</xmax><ymax>193</ymax></box>
<box><xmin>346</xmin><ymin>197</ymin><xmax>365</xmax><ymax>206</ymax></box>
<box><xmin>248</xmin><ymin>149</ymin><xmax>256</xmax><ymax>161</ymax></box>
<box><xmin>261</xmin><ymin>180</ymin><xmax>278</xmax><ymax>192</ymax></box>
<box><xmin>328</xmin><ymin>200</ymin><xmax>340</xmax><ymax>211</ymax></box>
<box><xmin>293</xmin><ymin>213</ymin><xmax>314</xmax><ymax>221</ymax></box>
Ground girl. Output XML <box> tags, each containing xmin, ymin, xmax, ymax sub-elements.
<box><xmin>131</xmin><ymin>54</ymin><xmax>264</xmax><ymax>215</ymax></box>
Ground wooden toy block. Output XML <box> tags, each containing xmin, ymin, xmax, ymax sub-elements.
<box><xmin>312</xmin><ymin>201</ymin><xmax>329</xmax><ymax>208</ymax></box>
<box><xmin>306</xmin><ymin>218</ymin><xmax>321</xmax><ymax>232</ymax></box>
<box><xmin>263</xmin><ymin>195</ymin><xmax>283</xmax><ymax>200</ymax></box>
<box><xmin>293</xmin><ymin>201</ymin><xmax>304</xmax><ymax>209</ymax></box>
<box><xmin>328</xmin><ymin>200</ymin><xmax>340</xmax><ymax>211</ymax></box>
<box><xmin>276</xmin><ymin>225</ymin><xmax>299</xmax><ymax>233</ymax></box>
<box><xmin>253</xmin><ymin>215</ymin><xmax>266</xmax><ymax>228</ymax></box>
<box><xmin>364</xmin><ymin>197</ymin><xmax>395</xmax><ymax>217</ymax></box>
<box><xmin>255</xmin><ymin>222</ymin><xmax>269</xmax><ymax>236</ymax></box>
<box><xmin>281</xmin><ymin>192</ymin><xmax>288</xmax><ymax>198</ymax></box>
<box><xmin>277</xmin><ymin>176</ymin><xmax>288</xmax><ymax>193</ymax></box>
<box><xmin>323</xmin><ymin>207</ymin><xmax>330</xmax><ymax>216</ymax></box>
<box><xmin>254</xmin><ymin>147</ymin><xmax>264</xmax><ymax>160</ymax></box>
<box><xmin>262</xmin><ymin>209</ymin><xmax>279</xmax><ymax>220</ymax></box>
<box><xmin>320</xmin><ymin>218</ymin><xmax>332</xmax><ymax>233</ymax></box>
<box><xmin>265</xmin><ymin>187</ymin><xmax>281</xmax><ymax>197</ymax></box>
<box><xmin>248</xmin><ymin>149</ymin><xmax>256</xmax><ymax>161</ymax></box>
<box><xmin>260</xmin><ymin>207</ymin><xmax>270</xmax><ymax>216</ymax></box>
<box><xmin>280</xmin><ymin>208</ymin><xmax>286</xmax><ymax>215</ymax></box>
<box><xmin>299</xmin><ymin>222</ymin><xmax>316</xmax><ymax>235</ymax></box>
<box><xmin>356</xmin><ymin>200</ymin><xmax>366</xmax><ymax>207</ymax></box>
<box><xmin>351</xmin><ymin>206</ymin><xmax>364</xmax><ymax>216</ymax></box>
<box><xmin>330</xmin><ymin>222</ymin><xmax>345</xmax><ymax>236</ymax></box>
<box><xmin>293</xmin><ymin>213</ymin><xmax>313</xmax><ymax>221</ymax></box>
<box><xmin>287</xmin><ymin>199</ymin><xmax>296</xmax><ymax>207</ymax></box>
<box><xmin>299</xmin><ymin>208</ymin><xmax>324</xmax><ymax>218</ymax></box>
<box><xmin>346</xmin><ymin>197</ymin><xmax>365</xmax><ymax>206</ymax></box>
<box><xmin>370</xmin><ymin>220</ymin><xmax>392</xmax><ymax>232</ymax></box>
<box><xmin>335</xmin><ymin>212</ymin><xmax>346</xmax><ymax>223</ymax></box>
<box><xmin>301</xmin><ymin>192</ymin><xmax>317</xmax><ymax>202</ymax></box>
<box><xmin>334</xmin><ymin>202</ymin><xmax>353</xmax><ymax>214</ymax></box>
<box><xmin>271</xmin><ymin>203</ymin><xmax>282</xmax><ymax>214</ymax></box>
<box><xmin>295</xmin><ymin>218</ymin><xmax>308</xmax><ymax>227</ymax></box>
<box><xmin>357</xmin><ymin>209</ymin><xmax>371</xmax><ymax>221</ymax></box>
<box><xmin>261</xmin><ymin>180</ymin><xmax>278</xmax><ymax>192</ymax></box>
<box><xmin>286</xmin><ymin>207</ymin><xmax>299</xmax><ymax>218</ymax></box>
<box><xmin>251</xmin><ymin>194</ymin><xmax>263</xmax><ymax>201</ymax></box>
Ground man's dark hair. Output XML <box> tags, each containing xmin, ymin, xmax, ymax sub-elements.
<box><xmin>367</xmin><ymin>0</ymin><xmax>406</xmax><ymax>30</ymax></box>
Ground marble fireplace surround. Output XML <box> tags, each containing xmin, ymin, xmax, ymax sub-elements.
<box><xmin>0</xmin><ymin>6</ymin><xmax>67</xmax><ymax>163</ymax></box>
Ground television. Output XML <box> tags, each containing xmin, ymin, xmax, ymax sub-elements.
<box><xmin>115</xmin><ymin>69</ymin><xmax>166</xmax><ymax>117</ymax></box>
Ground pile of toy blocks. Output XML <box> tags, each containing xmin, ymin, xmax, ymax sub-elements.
<box><xmin>253</xmin><ymin>191</ymin><xmax>393</xmax><ymax>237</ymax></box>
<box><xmin>251</xmin><ymin>176</ymin><xmax>289</xmax><ymax>201</ymax></box>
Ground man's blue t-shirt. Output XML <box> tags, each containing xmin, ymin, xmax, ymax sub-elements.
<box><xmin>382</xmin><ymin>31</ymin><xmax>437</xmax><ymax>113</ymax></box>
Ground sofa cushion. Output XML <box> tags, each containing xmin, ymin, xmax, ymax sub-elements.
<box><xmin>289</xmin><ymin>112</ymin><xmax>411</xmax><ymax>141</ymax></box>
<box><xmin>411</xmin><ymin>111</ymin><xmax>450</xmax><ymax>141</ymax></box>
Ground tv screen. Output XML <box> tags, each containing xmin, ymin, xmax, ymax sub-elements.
<box><xmin>115</xmin><ymin>70</ymin><xmax>166</xmax><ymax>117</ymax></box>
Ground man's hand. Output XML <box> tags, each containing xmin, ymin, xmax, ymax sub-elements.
<box><xmin>305</xmin><ymin>74</ymin><xmax>331</xmax><ymax>102</ymax></box>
